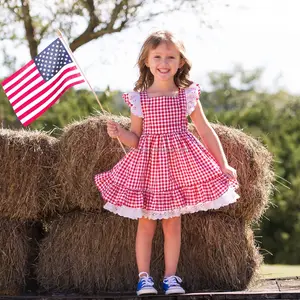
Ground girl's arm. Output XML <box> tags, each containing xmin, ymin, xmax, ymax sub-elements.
<box><xmin>107</xmin><ymin>113</ymin><xmax>143</xmax><ymax>149</ymax></box>
<box><xmin>190</xmin><ymin>102</ymin><xmax>229</xmax><ymax>168</ymax></box>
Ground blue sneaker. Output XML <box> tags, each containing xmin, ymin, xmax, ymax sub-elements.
<box><xmin>163</xmin><ymin>275</ymin><xmax>185</xmax><ymax>295</ymax></box>
<box><xmin>136</xmin><ymin>272</ymin><xmax>158</xmax><ymax>296</ymax></box>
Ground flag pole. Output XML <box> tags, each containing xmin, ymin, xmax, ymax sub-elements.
<box><xmin>56</xmin><ymin>29</ymin><xmax>127</xmax><ymax>155</ymax></box>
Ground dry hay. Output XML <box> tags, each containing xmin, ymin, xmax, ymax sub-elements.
<box><xmin>36</xmin><ymin>211</ymin><xmax>139</xmax><ymax>294</ymax></box>
<box><xmin>188</xmin><ymin>123</ymin><xmax>275</xmax><ymax>222</ymax></box>
<box><xmin>179</xmin><ymin>213</ymin><xmax>262</xmax><ymax>291</ymax></box>
<box><xmin>0</xmin><ymin>218</ymin><xmax>30</xmax><ymax>295</ymax></box>
<box><xmin>0</xmin><ymin>129</ymin><xmax>59</xmax><ymax>220</ymax></box>
<box><xmin>55</xmin><ymin>114</ymin><xmax>132</xmax><ymax>213</ymax></box>
<box><xmin>37</xmin><ymin>211</ymin><xmax>261</xmax><ymax>294</ymax></box>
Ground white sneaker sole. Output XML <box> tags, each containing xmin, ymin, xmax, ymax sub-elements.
<box><xmin>137</xmin><ymin>288</ymin><xmax>158</xmax><ymax>296</ymax></box>
<box><xmin>165</xmin><ymin>287</ymin><xmax>186</xmax><ymax>295</ymax></box>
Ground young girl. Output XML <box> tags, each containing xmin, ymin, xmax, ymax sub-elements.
<box><xmin>94</xmin><ymin>30</ymin><xmax>240</xmax><ymax>295</ymax></box>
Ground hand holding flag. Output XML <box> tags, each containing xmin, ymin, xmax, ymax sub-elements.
<box><xmin>1</xmin><ymin>31</ymin><xmax>127</xmax><ymax>155</ymax></box>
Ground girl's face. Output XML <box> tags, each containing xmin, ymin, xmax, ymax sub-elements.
<box><xmin>146</xmin><ymin>42</ymin><xmax>184</xmax><ymax>84</ymax></box>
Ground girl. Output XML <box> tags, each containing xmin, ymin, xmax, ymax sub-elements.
<box><xmin>94</xmin><ymin>30</ymin><xmax>240</xmax><ymax>295</ymax></box>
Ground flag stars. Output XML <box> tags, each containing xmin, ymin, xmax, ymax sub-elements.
<box><xmin>34</xmin><ymin>38</ymin><xmax>73</xmax><ymax>81</ymax></box>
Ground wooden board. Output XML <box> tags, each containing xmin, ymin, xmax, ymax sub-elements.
<box><xmin>0</xmin><ymin>277</ymin><xmax>300</xmax><ymax>300</ymax></box>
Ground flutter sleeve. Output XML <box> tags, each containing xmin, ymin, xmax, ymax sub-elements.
<box><xmin>185</xmin><ymin>82</ymin><xmax>201</xmax><ymax>116</ymax></box>
<box><xmin>122</xmin><ymin>92</ymin><xmax>144</xmax><ymax>118</ymax></box>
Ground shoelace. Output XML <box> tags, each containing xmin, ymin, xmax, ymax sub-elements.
<box><xmin>139</xmin><ymin>272</ymin><xmax>154</xmax><ymax>287</ymax></box>
<box><xmin>164</xmin><ymin>275</ymin><xmax>182</xmax><ymax>286</ymax></box>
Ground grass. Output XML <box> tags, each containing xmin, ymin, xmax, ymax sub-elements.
<box><xmin>260</xmin><ymin>264</ymin><xmax>300</xmax><ymax>278</ymax></box>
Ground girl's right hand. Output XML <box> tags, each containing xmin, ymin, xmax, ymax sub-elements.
<box><xmin>107</xmin><ymin>120</ymin><xmax>123</xmax><ymax>139</ymax></box>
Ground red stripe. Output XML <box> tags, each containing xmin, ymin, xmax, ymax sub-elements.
<box><xmin>22</xmin><ymin>79</ymin><xmax>85</xmax><ymax>126</ymax></box>
<box><xmin>1</xmin><ymin>60</ymin><xmax>34</xmax><ymax>86</ymax></box>
<box><xmin>17</xmin><ymin>74</ymin><xmax>83</xmax><ymax>118</ymax></box>
<box><xmin>11</xmin><ymin>65</ymin><xmax>78</xmax><ymax>107</ymax></box>
<box><xmin>4</xmin><ymin>66</ymin><xmax>38</xmax><ymax>94</ymax></box>
<box><xmin>15</xmin><ymin>71</ymin><xmax>82</xmax><ymax>114</ymax></box>
<box><xmin>8</xmin><ymin>72</ymin><xmax>41</xmax><ymax>100</ymax></box>
<box><xmin>10</xmin><ymin>77</ymin><xmax>45</xmax><ymax>106</ymax></box>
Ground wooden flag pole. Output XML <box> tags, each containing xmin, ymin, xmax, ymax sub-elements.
<box><xmin>56</xmin><ymin>29</ymin><xmax>127</xmax><ymax>155</ymax></box>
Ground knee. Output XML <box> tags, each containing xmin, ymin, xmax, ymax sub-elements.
<box><xmin>162</xmin><ymin>217</ymin><xmax>181</xmax><ymax>237</ymax></box>
<box><xmin>138</xmin><ymin>218</ymin><xmax>157</xmax><ymax>237</ymax></box>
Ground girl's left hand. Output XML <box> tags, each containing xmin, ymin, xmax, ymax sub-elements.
<box><xmin>221</xmin><ymin>164</ymin><xmax>238</xmax><ymax>180</ymax></box>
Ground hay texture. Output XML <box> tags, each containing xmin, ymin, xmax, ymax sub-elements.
<box><xmin>37</xmin><ymin>212</ymin><xmax>139</xmax><ymax>294</ymax></box>
<box><xmin>188</xmin><ymin>123</ymin><xmax>275</xmax><ymax>222</ymax></box>
<box><xmin>0</xmin><ymin>219</ymin><xmax>30</xmax><ymax>295</ymax></box>
<box><xmin>0</xmin><ymin>129</ymin><xmax>59</xmax><ymax>220</ymax></box>
<box><xmin>37</xmin><ymin>211</ymin><xmax>261</xmax><ymax>294</ymax></box>
<box><xmin>179</xmin><ymin>213</ymin><xmax>262</xmax><ymax>291</ymax></box>
<box><xmin>55</xmin><ymin>115</ymin><xmax>131</xmax><ymax>213</ymax></box>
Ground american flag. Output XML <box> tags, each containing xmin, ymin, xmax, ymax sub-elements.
<box><xmin>1</xmin><ymin>38</ymin><xmax>85</xmax><ymax>126</ymax></box>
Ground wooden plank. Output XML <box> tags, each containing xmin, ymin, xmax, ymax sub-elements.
<box><xmin>277</xmin><ymin>278</ymin><xmax>300</xmax><ymax>291</ymax></box>
<box><xmin>247</xmin><ymin>280</ymin><xmax>279</xmax><ymax>293</ymax></box>
<box><xmin>1</xmin><ymin>278</ymin><xmax>300</xmax><ymax>300</ymax></box>
<box><xmin>0</xmin><ymin>292</ymin><xmax>300</xmax><ymax>300</ymax></box>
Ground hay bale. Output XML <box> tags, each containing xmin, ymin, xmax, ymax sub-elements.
<box><xmin>0</xmin><ymin>218</ymin><xmax>30</xmax><ymax>295</ymax></box>
<box><xmin>56</xmin><ymin>115</ymin><xmax>131</xmax><ymax>212</ymax></box>
<box><xmin>37</xmin><ymin>211</ymin><xmax>260</xmax><ymax>293</ymax></box>
<box><xmin>0</xmin><ymin>129</ymin><xmax>59</xmax><ymax>220</ymax></box>
<box><xmin>179</xmin><ymin>213</ymin><xmax>262</xmax><ymax>291</ymax></box>
<box><xmin>36</xmin><ymin>212</ymin><xmax>140</xmax><ymax>294</ymax></box>
<box><xmin>188</xmin><ymin>123</ymin><xmax>275</xmax><ymax>222</ymax></box>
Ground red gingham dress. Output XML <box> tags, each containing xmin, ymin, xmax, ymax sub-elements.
<box><xmin>94</xmin><ymin>83</ymin><xmax>240</xmax><ymax>220</ymax></box>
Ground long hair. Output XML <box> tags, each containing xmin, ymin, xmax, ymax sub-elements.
<box><xmin>134</xmin><ymin>30</ymin><xmax>193</xmax><ymax>92</ymax></box>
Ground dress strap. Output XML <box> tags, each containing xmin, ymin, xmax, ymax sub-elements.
<box><xmin>178</xmin><ymin>87</ymin><xmax>183</xmax><ymax>98</ymax></box>
<box><xmin>140</xmin><ymin>90</ymin><xmax>147</xmax><ymax>101</ymax></box>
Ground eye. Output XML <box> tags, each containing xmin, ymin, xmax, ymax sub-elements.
<box><xmin>154</xmin><ymin>55</ymin><xmax>160</xmax><ymax>58</ymax></box>
<box><xmin>168</xmin><ymin>56</ymin><xmax>175</xmax><ymax>59</ymax></box>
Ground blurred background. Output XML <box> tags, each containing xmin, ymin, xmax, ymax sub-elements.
<box><xmin>0</xmin><ymin>0</ymin><xmax>299</xmax><ymax>277</ymax></box>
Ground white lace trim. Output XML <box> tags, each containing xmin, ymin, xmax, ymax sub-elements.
<box><xmin>125</xmin><ymin>92</ymin><xmax>144</xmax><ymax>118</ymax></box>
<box><xmin>185</xmin><ymin>82</ymin><xmax>201</xmax><ymax>116</ymax></box>
<box><xmin>103</xmin><ymin>187</ymin><xmax>240</xmax><ymax>220</ymax></box>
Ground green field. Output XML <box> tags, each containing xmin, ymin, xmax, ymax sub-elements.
<box><xmin>260</xmin><ymin>264</ymin><xmax>300</xmax><ymax>278</ymax></box>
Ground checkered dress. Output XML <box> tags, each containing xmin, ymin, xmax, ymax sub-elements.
<box><xmin>94</xmin><ymin>83</ymin><xmax>240</xmax><ymax>220</ymax></box>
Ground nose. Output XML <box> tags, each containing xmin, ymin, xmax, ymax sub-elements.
<box><xmin>160</xmin><ymin>58</ymin><xmax>169</xmax><ymax>66</ymax></box>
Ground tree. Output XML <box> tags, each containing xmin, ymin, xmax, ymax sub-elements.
<box><xmin>0</xmin><ymin>0</ymin><xmax>215</xmax><ymax>62</ymax></box>
<box><xmin>202</xmin><ymin>66</ymin><xmax>265</xmax><ymax>111</ymax></box>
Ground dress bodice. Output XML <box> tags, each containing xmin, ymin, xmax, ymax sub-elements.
<box><xmin>140</xmin><ymin>89</ymin><xmax>188</xmax><ymax>135</ymax></box>
<box><xmin>122</xmin><ymin>82</ymin><xmax>201</xmax><ymax>135</ymax></box>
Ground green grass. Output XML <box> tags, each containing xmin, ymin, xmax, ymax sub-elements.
<box><xmin>260</xmin><ymin>264</ymin><xmax>300</xmax><ymax>278</ymax></box>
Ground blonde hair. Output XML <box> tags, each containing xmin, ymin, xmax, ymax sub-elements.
<box><xmin>134</xmin><ymin>30</ymin><xmax>193</xmax><ymax>92</ymax></box>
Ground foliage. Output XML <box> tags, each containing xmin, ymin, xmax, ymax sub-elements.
<box><xmin>0</xmin><ymin>0</ymin><xmax>212</xmax><ymax>65</ymax></box>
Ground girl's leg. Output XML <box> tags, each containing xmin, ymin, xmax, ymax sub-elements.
<box><xmin>162</xmin><ymin>216</ymin><xmax>181</xmax><ymax>277</ymax></box>
<box><xmin>136</xmin><ymin>217</ymin><xmax>157</xmax><ymax>276</ymax></box>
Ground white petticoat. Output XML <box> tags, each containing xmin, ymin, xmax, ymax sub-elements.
<box><xmin>103</xmin><ymin>186</ymin><xmax>240</xmax><ymax>220</ymax></box>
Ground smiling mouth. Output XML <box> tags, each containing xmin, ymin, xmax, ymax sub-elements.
<box><xmin>158</xmin><ymin>69</ymin><xmax>170</xmax><ymax>74</ymax></box>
